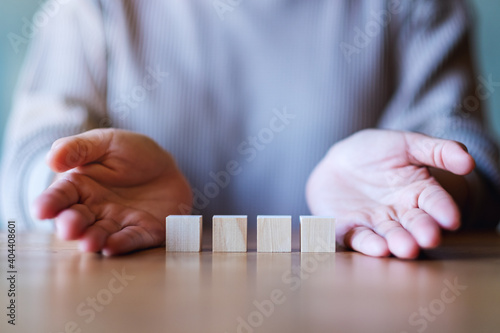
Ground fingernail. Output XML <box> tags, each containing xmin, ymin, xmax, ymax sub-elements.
<box><xmin>45</xmin><ymin>149</ymin><xmax>55</xmax><ymax>163</ymax></box>
<box><xmin>51</xmin><ymin>140</ymin><xmax>63</xmax><ymax>151</ymax></box>
<box><xmin>457</xmin><ymin>142</ymin><xmax>468</xmax><ymax>153</ymax></box>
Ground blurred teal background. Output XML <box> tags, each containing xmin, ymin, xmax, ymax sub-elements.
<box><xmin>1</xmin><ymin>0</ymin><xmax>500</xmax><ymax>163</ymax></box>
<box><xmin>1</xmin><ymin>1</ymin><xmax>40</xmax><ymax>143</ymax></box>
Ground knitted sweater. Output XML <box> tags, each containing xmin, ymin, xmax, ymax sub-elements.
<box><xmin>2</xmin><ymin>0</ymin><xmax>499</xmax><ymax>230</ymax></box>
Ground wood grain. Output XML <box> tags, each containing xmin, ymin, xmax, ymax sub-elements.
<box><xmin>165</xmin><ymin>215</ymin><xmax>202</xmax><ymax>252</ymax></box>
<box><xmin>2</xmin><ymin>231</ymin><xmax>500</xmax><ymax>333</ymax></box>
<box><xmin>300</xmin><ymin>216</ymin><xmax>336</xmax><ymax>252</ymax></box>
<box><xmin>212</xmin><ymin>215</ymin><xmax>247</xmax><ymax>252</ymax></box>
<box><xmin>257</xmin><ymin>215</ymin><xmax>291</xmax><ymax>252</ymax></box>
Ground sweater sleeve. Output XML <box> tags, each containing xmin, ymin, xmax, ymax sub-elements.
<box><xmin>377</xmin><ymin>0</ymin><xmax>500</xmax><ymax>228</ymax></box>
<box><xmin>0</xmin><ymin>0</ymin><xmax>107</xmax><ymax>230</ymax></box>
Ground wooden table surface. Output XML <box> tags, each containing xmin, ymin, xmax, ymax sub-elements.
<box><xmin>1</xmin><ymin>230</ymin><xmax>500</xmax><ymax>333</ymax></box>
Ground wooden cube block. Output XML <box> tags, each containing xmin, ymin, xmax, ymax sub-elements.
<box><xmin>300</xmin><ymin>216</ymin><xmax>336</xmax><ymax>252</ymax></box>
<box><xmin>257</xmin><ymin>215</ymin><xmax>291</xmax><ymax>252</ymax></box>
<box><xmin>165</xmin><ymin>215</ymin><xmax>202</xmax><ymax>252</ymax></box>
<box><xmin>212</xmin><ymin>215</ymin><xmax>247</xmax><ymax>252</ymax></box>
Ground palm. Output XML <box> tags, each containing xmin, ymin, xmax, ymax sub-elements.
<box><xmin>34</xmin><ymin>129</ymin><xmax>192</xmax><ymax>255</ymax></box>
<box><xmin>326</xmin><ymin>136</ymin><xmax>438</xmax><ymax>220</ymax></box>
<box><xmin>306</xmin><ymin>130</ymin><xmax>475</xmax><ymax>259</ymax></box>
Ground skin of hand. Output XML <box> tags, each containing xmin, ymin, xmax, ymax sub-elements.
<box><xmin>306</xmin><ymin>129</ymin><xmax>475</xmax><ymax>259</ymax></box>
<box><xmin>33</xmin><ymin>129</ymin><xmax>193</xmax><ymax>256</ymax></box>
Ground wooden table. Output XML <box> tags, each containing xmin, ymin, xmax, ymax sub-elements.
<box><xmin>1</xmin><ymin>230</ymin><xmax>500</xmax><ymax>333</ymax></box>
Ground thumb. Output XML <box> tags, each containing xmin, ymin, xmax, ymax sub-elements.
<box><xmin>404</xmin><ymin>132</ymin><xmax>476</xmax><ymax>175</ymax></box>
<box><xmin>46</xmin><ymin>129</ymin><xmax>112</xmax><ymax>172</ymax></box>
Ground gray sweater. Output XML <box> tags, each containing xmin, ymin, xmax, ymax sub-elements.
<box><xmin>2</xmin><ymin>0</ymin><xmax>499</xmax><ymax>230</ymax></box>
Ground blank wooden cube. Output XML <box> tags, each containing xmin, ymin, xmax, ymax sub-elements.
<box><xmin>213</xmin><ymin>216</ymin><xmax>247</xmax><ymax>252</ymax></box>
<box><xmin>165</xmin><ymin>215</ymin><xmax>202</xmax><ymax>252</ymax></box>
<box><xmin>257</xmin><ymin>215</ymin><xmax>291</xmax><ymax>252</ymax></box>
<box><xmin>300</xmin><ymin>216</ymin><xmax>336</xmax><ymax>252</ymax></box>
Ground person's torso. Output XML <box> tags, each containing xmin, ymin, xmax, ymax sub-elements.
<box><xmin>99</xmin><ymin>0</ymin><xmax>397</xmax><ymax>222</ymax></box>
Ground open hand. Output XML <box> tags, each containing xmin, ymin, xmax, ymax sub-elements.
<box><xmin>306</xmin><ymin>129</ymin><xmax>475</xmax><ymax>259</ymax></box>
<box><xmin>33</xmin><ymin>129</ymin><xmax>192</xmax><ymax>255</ymax></box>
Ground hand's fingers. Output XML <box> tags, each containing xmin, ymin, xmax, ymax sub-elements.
<box><xmin>417</xmin><ymin>183</ymin><xmax>461</xmax><ymax>230</ymax></box>
<box><xmin>373</xmin><ymin>220</ymin><xmax>420</xmax><ymax>259</ymax></box>
<box><xmin>54</xmin><ymin>204</ymin><xmax>96</xmax><ymax>240</ymax></box>
<box><xmin>32</xmin><ymin>178</ymin><xmax>80</xmax><ymax>219</ymax></box>
<box><xmin>343</xmin><ymin>226</ymin><xmax>390</xmax><ymax>257</ymax></box>
<box><xmin>80</xmin><ymin>211</ymin><xmax>164</xmax><ymax>255</ymax></box>
<box><xmin>403</xmin><ymin>132</ymin><xmax>475</xmax><ymax>175</ymax></box>
<box><xmin>102</xmin><ymin>215</ymin><xmax>165</xmax><ymax>256</ymax></box>
<box><xmin>102</xmin><ymin>227</ymin><xmax>158</xmax><ymax>256</ymax></box>
<box><xmin>399</xmin><ymin>208</ymin><xmax>441</xmax><ymax>248</ymax></box>
<box><xmin>78</xmin><ymin>218</ymin><xmax>122</xmax><ymax>253</ymax></box>
<box><xmin>46</xmin><ymin>129</ymin><xmax>112</xmax><ymax>172</ymax></box>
